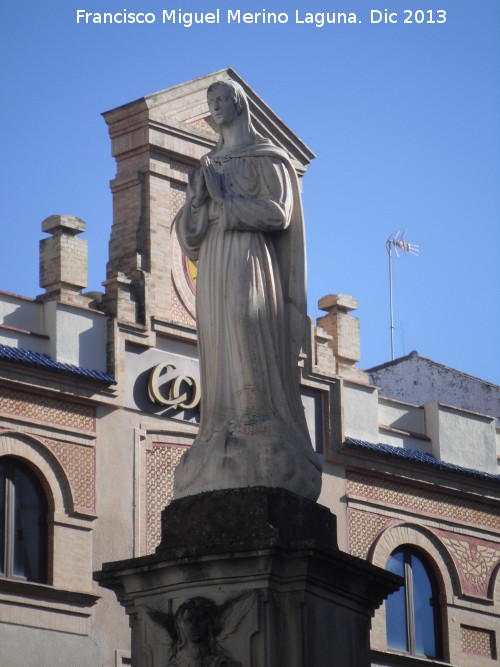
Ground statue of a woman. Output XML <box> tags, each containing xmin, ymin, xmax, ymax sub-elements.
<box><xmin>174</xmin><ymin>80</ymin><xmax>321</xmax><ymax>501</ymax></box>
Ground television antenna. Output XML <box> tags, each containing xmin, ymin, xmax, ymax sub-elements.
<box><xmin>386</xmin><ymin>229</ymin><xmax>419</xmax><ymax>360</ymax></box>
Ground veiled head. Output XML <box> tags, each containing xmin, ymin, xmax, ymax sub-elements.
<box><xmin>207</xmin><ymin>80</ymin><xmax>248</xmax><ymax>116</ymax></box>
<box><xmin>207</xmin><ymin>83</ymin><xmax>239</xmax><ymax>127</ymax></box>
<box><xmin>207</xmin><ymin>80</ymin><xmax>256</xmax><ymax>147</ymax></box>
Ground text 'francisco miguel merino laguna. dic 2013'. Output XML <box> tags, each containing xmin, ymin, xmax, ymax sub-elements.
<box><xmin>76</xmin><ymin>9</ymin><xmax>359</xmax><ymax>26</ymax></box>
<box><xmin>75</xmin><ymin>8</ymin><xmax>448</xmax><ymax>26</ymax></box>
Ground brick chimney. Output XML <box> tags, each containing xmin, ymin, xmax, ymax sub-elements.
<box><xmin>39</xmin><ymin>215</ymin><xmax>89</xmax><ymax>305</ymax></box>
<box><xmin>316</xmin><ymin>294</ymin><xmax>368</xmax><ymax>382</ymax></box>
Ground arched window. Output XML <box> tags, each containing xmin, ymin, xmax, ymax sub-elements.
<box><xmin>0</xmin><ymin>457</ymin><xmax>48</xmax><ymax>583</ymax></box>
<box><xmin>385</xmin><ymin>547</ymin><xmax>441</xmax><ymax>659</ymax></box>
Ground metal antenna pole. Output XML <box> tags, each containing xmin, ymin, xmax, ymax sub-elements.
<box><xmin>386</xmin><ymin>230</ymin><xmax>419</xmax><ymax>361</ymax></box>
<box><xmin>388</xmin><ymin>246</ymin><xmax>394</xmax><ymax>360</ymax></box>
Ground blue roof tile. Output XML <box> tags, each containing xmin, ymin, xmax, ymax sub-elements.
<box><xmin>0</xmin><ymin>343</ymin><xmax>116</xmax><ymax>385</ymax></box>
<box><xmin>344</xmin><ymin>437</ymin><xmax>500</xmax><ymax>483</ymax></box>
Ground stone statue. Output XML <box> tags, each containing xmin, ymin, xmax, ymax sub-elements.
<box><xmin>175</xmin><ymin>79</ymin><xmax>321</xmax><ymax>501</ymax></box>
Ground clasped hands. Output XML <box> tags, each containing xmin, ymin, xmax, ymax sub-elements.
<box><xmin>191</xmin><ymin>156</ymin><xmax>223</xmax><ymax>208</ymax></box>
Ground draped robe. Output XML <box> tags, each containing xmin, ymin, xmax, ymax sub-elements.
<box><xmin>175</xmin><ymin>137</ymin><xmax>321</xmax><ymax>500</ymax></box>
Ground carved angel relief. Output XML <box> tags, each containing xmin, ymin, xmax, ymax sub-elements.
<box><xmin>148</xmin><ymin>593</ymin><xmax>256</xmax><ymax>667</ymax></box>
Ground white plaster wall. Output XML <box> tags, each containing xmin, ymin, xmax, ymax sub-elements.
<box><xmin>378</xmin><ymin>398</ymin><xmax>425</xmax><ymax>434</ymax></box>
<box><xmin>0</xmin><ymin>293</ymin><xmax>107</xmax><ymax>371</ymax></box>
<box><xmin>0</xmin><ymin>292</ymin><xmax>43</xmax><ymax>333</ymax></box>
<box><xmin>377</xmin><ymin>398</ymin><xmax>431</xmax><ymax>452</ymax></box>
<box><xmin>0</xmin><ymin>292</ymin><xmax>48</xmax><ymax>352</ymax></box>
<box><xmin>43</xmin><ymin>301</ymin><xmax>107</xmax><ymax>370</ymax></box>
<box><xmin>378</xmin><ymin>429</ymin><xmax>432</xmax><ymax>454</ymax></box>
<box><xmin>342</xmin><ymin>381</ymin><xmax>379</xmax><ymax>442</ymax></box>
<box><xmin>0</xmin><ymin>624</ymin><xmax>118</xmax><ymax>667</ymax></box>
<box><xmin>0</xmin><ymin>327</ymin><xmax>48</xmax><ymax>353</ymax></box>
<box><xmin>425</xmin><ymin>402</ymin><xmax>497</xmax><ymax>474</ymax></box>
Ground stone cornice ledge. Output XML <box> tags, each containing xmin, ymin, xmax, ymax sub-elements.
<box><xmin>0</xmin><ymin>577</ymin><xmax>99</xmax><ymax>608</ymax></box>
<box><xmin>371</xmin><ymin>649</ymin><xmax>458</xmax><ymax>666</ymax></box>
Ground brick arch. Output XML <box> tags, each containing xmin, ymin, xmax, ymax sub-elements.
<box><xmin>369</xmin><ymin>522</ymin><xmax>459</xmax><ymax>600</ymax></box>
<box><xmin>490</xmin><ymin>563</ymin><xmax>500</xmax><ymax>605</ymax></box>
<box><xmin>0</xmin><ymin>431</ymin><xmax>73</xmax><ymax>514</ymax></box>
<box><xmin>368</xmin><ymin>522</ymin><xmax>456</xmax><ymax>661</ymax></box>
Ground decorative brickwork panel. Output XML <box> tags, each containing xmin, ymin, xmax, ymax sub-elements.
<box><xmin>41</xmin><ymin>437</ymin><xmax>96</xmax><ymax>512</ymax></box>
<box><xmin>346</xmin><ymin>472</ymin><xmax>500</xmax><ymax>530</ymax></box>
<box><xmin>171</xmin><ymin>283</ymin><xmax>196</xmax><ymax>327</ymax></box>
<box><xmin>348</xmin><ymin>509</ymin><xmax>392</xmax><ymax>559</ymax></box>
<box><xmin>169</xmin><ymin>182</ymin><xmax>187</xmax><ymax>223</ymax></box>
<box><xmin>146</xmin><ymin>443</ymin><xmax>188</xmax><ymax>553</ymax></box>
<box><xmin>461</xmin><ymin>625</ymin><xmax>496</xmax><ymax>659</ymax></box>
<box><xmin>437</xmin><ymin>530</ymin><xmax>500</xmax><ymax>598</ymax></box>
<box><xmin>0</xmin><ymin>386</ymin><xmax>95</xmax><ymax>431</ymax></box>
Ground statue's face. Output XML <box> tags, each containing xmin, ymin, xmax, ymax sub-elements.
<box><xmin>178</xmin><ymin>607</ymin><xmax>209</xmax><ymax>643</ymax></box>
<box><xmin>207</xmin><ymin>85</ymin><xmax>237</xmax><ymax>127</ymax></box>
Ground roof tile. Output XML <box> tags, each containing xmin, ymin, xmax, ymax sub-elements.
<box><xmin>0</xmin><ymin>343</ymin><xmax>116</xmax><ymax>385</ymax></box>
<box><xmin>344</xmin><ymin>437</ymin><xmax>500</xmax><ymax>483</ymax></box>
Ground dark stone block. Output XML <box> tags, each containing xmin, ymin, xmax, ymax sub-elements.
<box><xmin>156</xmin><ymin>486</ymin><xmax>338</xmax><ymax>558</ymax></box>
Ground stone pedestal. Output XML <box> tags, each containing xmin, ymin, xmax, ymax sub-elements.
<box><xmin>95</xmin><ymin>488</ymin><xmax>400</xmax><ymax>667</ymax></box>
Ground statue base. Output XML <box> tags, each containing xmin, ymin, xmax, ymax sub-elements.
<box><xmin>95</xmin><ymin>487</ymin><xmax>400</xmax><ymax>667</ymax></box>
<box><xmin>173</xmin><ymin>429</ymin><xmax>322</xmax><ymax>501</ymax></box>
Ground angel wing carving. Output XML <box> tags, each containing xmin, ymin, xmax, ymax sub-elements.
<box><xmin>215</xmin><ymin>591</ymin><xmax>256</xmax><ymax>643</ymax></box>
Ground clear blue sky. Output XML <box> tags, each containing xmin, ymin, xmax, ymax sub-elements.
<box><xmin>1</xmin><ymin>0</ymin><xmax>499</xmax><ymax>383</ymax></box>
